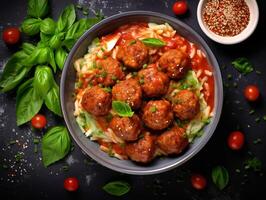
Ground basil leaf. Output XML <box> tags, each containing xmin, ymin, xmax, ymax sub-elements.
<box><xmin>49</xmin><ymin>33</ymin><xmax>64</xmax><ymax>49</ymax></box>
<box><xmin>40</xmin><ymin>18</ymin><xmax>56</xmax><ymax>35</ymax></box>
<box><xmin>24</xmin><ymin>47</ymin><xmax>49</xmax><ymax>66</ymax></box>
<box><xmin>56</xmin><ymin>4</ymin><xmax>76</xmax><ymax>32</ymax></box>
<box><xmin>21</xmin><ymin>43</ymin><xmax>36</xmax><ymax>55</ymax></box>
<box><xmin>16</xmin><ymin>79</ymin><xmax>43</xmax><ymax>126</ymax></box>
<box><xmin>112</xmin><ymin>101</ymin><xmax>134</xmax><ymax>117</ymax></box>
<box><xmin>33</xmin><ymin>66</ymin><xmax>53</xmax><ymax>98</ymax></box>
<box><xmin>62</xmin><ymin>39</ymin><xmax>75</xmax><ymax>51</ymax></box>
<box><xmin>0</xmin><ymin>51</ymin><xmax>31</xmax><ymax>92</ymax></box>
<box><xmin>42</xmin><ymin>126</ymin><xmax>71</xmax><ymax>167</ymax></box>
<box><xmin>44</xmin><ymin>82</ymin><xmax>62</xmax><ymax>116</ymax></box>
<box><xmin>141</xmin><ymin>38</ymin><xmax>166</xmax><ymax>47</ymax></box>
<box><xmin>48</xmin><ymin>48</ymin><xmax>57</xmax><ymax>73</ymax></box>
<box><xmin>40</xmin><ymin>32</ymin><xmax>51</xmax><ymax>43</ymax></box>
<box><xmin>55</xmin><ymin>48</ymin><xmax>68</xmax><ymax>70</ymax></box>
<box><xmin>231</xmin><ymin>57</ymin><xmax>254</xmax><ymax>75</ymax></box>
<box><xmin>27</xmin><ymin>0</ymin><xmax>49</xmax><ymax>19</ymax></box>
<box><xmin>21</xmin><ymin>18</ymin><xmax>42</xmax><ymax>36</ymax></box>
<box><xmin>103</xmin><ymin>181</ymin><xmax>130</xmax><ymax>196</ymax></box>
<box><xmin>212</xmin><ymin>166</ymin><xmax>229</xmax><ymax>190</ymax></box>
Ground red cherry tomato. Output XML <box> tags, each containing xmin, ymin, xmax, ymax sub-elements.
<box><xmin>227</xmin><ymin>131</ymin><xmax>245</xmax><ymax>150</ymax></box>
<box><xmin>64</xmin><ymin>177</ymin><xmax>79</xmax><ymax>192</ymax></box>
<box><xmin>172</xmin><ymin>1</ymin><xmax>188</xmax><ymax>15</ymax></box>
<box><xmin>31</xmin><ymin>114</ymin><xmax>47</xmax><ymax>129</ymax></box>
<box><xmin>2</xmin><ymin>27</ymin><xmax>21</xmax><ymax>45</ymax></box>
<box><xmin>191</xmin><ymin>174</ymin><xmax>207</xmax><ymax>190</ymax></box>
<box><xmin>244</xmin><ymin>85</ymin><xmax>260</xmax><ymax>101</ymax></box>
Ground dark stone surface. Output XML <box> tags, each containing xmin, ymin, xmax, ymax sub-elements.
<box><xmin>0</xmin><ymin>0</ymin><xmax>265</xmax><ymax>199</ymax></box>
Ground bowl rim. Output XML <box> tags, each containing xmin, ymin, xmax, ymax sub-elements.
<box><xmin>197</xmin><ymin>0</ymin><xmax>259</xmax><ymax>45</ymax></box>
<box><xmin>60</xmin><ymin>10</ymin><xmax>223</xmax><ymax>175</ymax></box>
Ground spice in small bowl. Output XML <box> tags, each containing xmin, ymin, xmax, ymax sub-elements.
<box><xmin>197</xmin><ymin>0</ymin><xmax>259</xmax><ymax>45</ymax></box>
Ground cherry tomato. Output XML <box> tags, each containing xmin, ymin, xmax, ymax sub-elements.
<box><xmin>31</xmin><ymin>114</ymin><xmax>47</xmax><ymax>129</ymax></box>
<box><xmin>244</xmin><ymin>85</ymin><xmax>260</xmax><ymax>102</ymax></box>
<box><xmin>227</xmin><ymin>131</ymin><xmax>245</xmax><ymax>150</ymax></box>
<box><xmin>2</xmin><ymin>27</ymin><xmax>21</xmax><ymax>45</ymax></box>
<box><xmin>172</xmin><ymin>1</ymin><xmax>188</xmax><ymax>15</ymax></box>
<box><xmin>191</xmin><ymin>174</ymin><xmax>207</xmax><ymax>190</ymax></box>
<box><xmin>64</xmin><ymin>177</ymin><xmax>79</xmax><ymax>192</ymax></box>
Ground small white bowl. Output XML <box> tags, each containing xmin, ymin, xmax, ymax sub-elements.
<box><xmin>197</xmin><ymin>0</ymin><xmax>259</xmax><ymax>45</ymax></box>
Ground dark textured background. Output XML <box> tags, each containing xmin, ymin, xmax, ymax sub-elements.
<box><xmin>0</xmin><ymin>0</ymin><xmax>266</xmax><ymax>199</ymax></box>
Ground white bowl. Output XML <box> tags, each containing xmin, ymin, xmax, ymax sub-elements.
<box><xmin>197</xmin><ymin>0</ymin><xmax>259</xmax><ymax>45</ymax></box>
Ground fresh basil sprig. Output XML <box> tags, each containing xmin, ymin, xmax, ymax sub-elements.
<box><xmin>112</xmin><ymin>101</ymin><xmax>134</xmax><ymax>117</ymax></box>
<box><xmin>103</xmin><ymin>181</ymin><xmax>131</xmax><ymax>196</ymax></box>
<box><xmin>231</xmin><ymin>57</ymin><xmax>254</xmax><ymax>75</ymax></box>
<box><xmin>212</xmin><ymin>166</ymin><xmax>229</xmax><ymax>190</ymax></box>
<box><xmin>56</xmin><ymin>4</ymin><xmax>76</xmax><ymax>32</ymax></box>
<box><xmin>42</xmin><ymin>126</ymin><xmax>71</xmax><ymax>167</ymax></box>
<box><xmin>55</xmin><ymin>48</ymin><xmax>68</xmax><ymax>70</ymax></box>
<box><xmin>40</xmin><ymin>18</ymin><xmax>56</xmax><ymax>35</ymax></box>
<box><xmin>27</xmin><ymin>0</ymin><xmax>49</xmax><ymax>19</ymax></box>
<box><xmin>141</xmin><ymin>38</ymin><xmax>166</xmax><ymax>47</ymax></box>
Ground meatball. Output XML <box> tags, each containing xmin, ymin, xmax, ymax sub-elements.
<box><xmin>117</xmin><ymin>40</ymin><xmax>148</xmax><ymax>69</ymax></box>
<box><xmin>125</xmin><ymin>132</ymin><xmax>156</xmax><ymax>163</ymax></box>
<box><xmin>172</xmin><ymin>90</ymin><xmax>200</xmax><ymax>120</ymax></box>
<box><xmin>157</xmin><ymin>126</ymin><xmax>189</xmax><ymax>155</ymax></box>
<box><xmin>109</xmin><ymin>114</ymin><xmax>141</xmax><ymax>141</ymax></box>
<box><xmin>142</xmin><ymin>100</ymin><xmax>174</xmax><ymax>130</ymax></box>
<box><xmin>81</xmin><ymin>86</ymin><xmax>111</xmax><ymax>116</ymax></box>
<box><xmin>112</xmin><ymin>78</ymin><xmax>142</xmax><ymax>109</ymax></box>
<box><xmin>96</xmin><ymin>57</ymin><xmax>125</xmax><ymax>86</ymax></box>
<box><xmin>159</xmin><ymin>49</ymin><xmax>190</xmax><ymax>79</ymax></box>
<box><xmin>138</xmin><ymin>67</ymin><xmax>169</xmax><ymax>97</ymax></box>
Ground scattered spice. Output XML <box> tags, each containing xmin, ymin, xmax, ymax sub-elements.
<box><xmin>14</xmin><ymin>152</ymin><xmax>23</xmax><ymax>162</ymax></box>
<box><xmin>244</xmin><ymin>157</ymin><xmax>262</xmax><ymax>171</ymax></box>
<box><xmin>203</xmin><ymin>0</ymin><xmax>250</xmax><ymax>36</ymax></box>
<box><xmin>255</xmin><ymin>70</ymin><xmax>262</xmax><ymax>75</ymax></box>
<box><xmin>253</xmin><ymin>138</ymin><xmax>262</xmax><ymax>144</ymax></box>
<box><xmin>249</xmin><ymin>109</ymin><xmax>255</xmax><ymax>115</ymax></box>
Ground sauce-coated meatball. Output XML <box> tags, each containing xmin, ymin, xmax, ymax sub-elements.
<box><xmin>117</xmin><ymin>40</ymin><xmax>148</xmax><ymax>69</ymax></box>
<box><xmin>125</xmin><ymin>132</ymin><xmax>156</xmax><ymax>163</ymax></box>
<box><xmin>81</xmin><ymin>86</ymin><xmax>111</xmax><ymax>116</ymax></box>
<box><xmin>138</xmin><ymin>66</ymin><xmax>169</xmax><ymax>97</ymax></box>
<box><xmin>142</xmin><ymin>100</ymin><xmax>174</xmax><ymax>130</ymax></box>
<box><xmin>112</xmin><ymin>78</ymin><xmax>142</xmax><ymax>109</ymax></box>
<box><xmin>96</xmin><ymin>57</ymin><xmax>125</xmax><ymax>86</ymax></box>
<box><xmin>109</xmin><ymin>114</ymin><xmax>141</xmax><ymax>141</ymax></box>
<box><xmin>172</xmin><ymin>90</ymin><xmax>200</xmax><ymax>120</ymax></box>
<box><xmin>159</xmin><ymin>49</ymin><xmax>190</xmax><ymax>80</ymax></box>
<box><xmin>157</xmin><ymin>126</ymin><xmax>188</xmax><ymax>155</ymax></box>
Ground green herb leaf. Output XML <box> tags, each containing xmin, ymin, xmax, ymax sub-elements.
<box><xmin>27</xmin><ymin>0</ymin><xmax>49</xmax><ymax>19</ymax></box>
<box><xmin>103</xmin><ymin>181</ymin><xmax>130</xmax><ymax>196</ymax></box>
<box><xmin>21</xmin><ymin>43</ymin><xmax>36</xmax><ymax>55</ymax></box>
<box><xmin>48</xmin><ymin>48</ymin><xmax>57</xmax><ymax>73</ymax></box>
<box><xmin>49</xmin><ymin>32</ymin><xmax>64</xmax><ymax>49</ymax></box>
<box><xmin>0</xmin><ymin>51</ymin><xmax>31</xmax><ymax>92</ymax></box>
<box><xmin>112</xmin><ymin>101</ymin><xmax>134</xmax><ymax>117</ymax></box>
<box><xmin>141</xmin><ymin>38</ymin><xmax>166</xmax><ymax>47</ymax></box>
<box><xmin>16</xmin><ymin>79</ymin><xmax>43</xmax><ymax>126</ymax></box>
<box><xmin>55</xmin><ymin>48</ymin><xmax>68</xmax><ymax>70</ymax></box>
<box><xmin>56</xmin><ymin>4</ymin><xmax>76</xmax><ymax>32</ymax></box>
<box><xmin>244</xmin><ymin>157</ymin><xmax>262</xmax><ymax>171</ymax></box>
<box><xmin>33</xmin><ymin>66</ymin><xmax>53</xmax><ymax>98</ymax></box>
<box><xmin>42</xmin><ymin>126</ymin><xmax>71</xmax><ymax>167</ymax></box>
<box><xmin>40</xmin><ymin>18</ymin><xmax>56</xmax><ymax>35</ymax></box>
<box><xmin>44</xmin><ymin>82</ymin><xmax>62</xmax><ymax>116</ymax></box>
<box><xmin>212</xmin><ymin>166</ymin><xmax>229</xmax><ymax>190</ymax></box>
<box><xmin>231</xmin><ymin>57</ymin><xmax>254</xmax><ymax>75</ymax></box>
<box><xmin>21</xmin><ymin>18</ymin><xmax>42</xmax><ymax>36</ymax></box>
<box><xmin>24</xmin><ymin>47</ymin><xmax>50</xmax><ymax>66</ymax></box>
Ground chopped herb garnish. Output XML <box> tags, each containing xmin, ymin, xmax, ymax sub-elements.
<box><xmin>235</xmin><ymin>169</ymin><xmax>241</xmax><ymax>173</ymax></box>
<box><xmin>33</xmin><ymin>138</ymin><xmax>40</xmax><ymax>144</ymax></box>
<box><xmin>99</xmin><ymin>83</ymin><xmax>103</xmax><ymax>88</ymax></box>
<box><xmin>253</xmin><ymin>138</ymin><xmax>262</xmax><ymax>144</ymax></box>
<box><xmin>76</xmin><ymin>4</ymin><xmax>83</xmax><ymax>9</ymax></box>
<box><xmin>143</xmin><ymin>64</ymin><xmax>148</xmax><ymax>69</ymax></box>
<box><xmin>255</xmin><ymin>117</ymin><xmax>260</xmax><ymax>123</ymax></box>
<box><xmin>116</xmin><ymin>80</ymin><xmax>120</xmax><ymax>84</ymax></box>
<box><xmin>122</xmin><ymin>66</ymin><xmax>127</xmax><ymax>71</ymax></box>
<box><xmin>129</xmin><ymin>40</ymin><xmax>136</xmax><ymax>45</ymax></box>
<box><xmin>2</xmin><ymin>164</ymin><xmax>8</xmax><ymax>169</ymax></box>
<box><xmin>263</xmin><ymin>115</ymin><xmax>266</xmax><ymax>121</ymax></box>
<box><xmin>62</xmin><ymin>165</ymin><xmax>69</xmax><ymax>171</ymax></box>
<box><xmin>34</xmin><ymin>144</ymin><xmax>38</xmax><ymax>153</ymax></box>
<box><xmin>233</xmin><ymin>82</ymin><xmax>238</xmax><ymax>88</ymax></box>
<box><xmin>8</xmin><ymin>140</ymin><xmax>16</xmax><ymax>145</ymax></box>
<box><xmin>103</xmin><ymin>87</ymin><xmax>112</xmax><ymax>93</ymax></box>
<box><xmin>131</xmin><ymin>72</ymin><xmax>137</xmax><ymax>77</ymax></box>
<box><xmin>82</xmin><ymin>7</ymin><xmax>89</xmax><ymax>15</ymax></box>
<box><xmin>255</xmin><ymin>70</ymin><xmax>261</xmax><ymax>75</ymax></box>
<box><xmin>227</xmin><ymin>74</ymin><xmax>232</xmax><ymax>80</ymax></box>
<box><xmin>249</xmin><ymin>109</ymin><xmax>255</xmax><ymax>115</ymax></box>
<box><xmin>15</xmin><ymin>152</ymin><xmax>23</xmax><ymax>162</ymax></box>
<box><xmin>223</xmin><ymin>83</ymin><xmax>230</xmax><ymax>88</ymax></box>
<box><xmin>150</xmin><ymin>106</ymin><xmax>157</xmax><ymax>113</ymax></box>
<box><xmin>244</xmin><ymin>157</ymin><xmax>262</xmax><ymax>171</ymax></box>
<box><xmin>100</xmin><ymin>71</ymin><xmax>107</xmax><ymax>78</ymax></box>
<box><xmin>231</xmin><ymin>57</ymin><xmax>254</xmax><ymax>75</ymax></box>
<box><xmin>111</xmin><ymin>75</ymin><xmax>117</xmax><ymax>81</ymax></box>
<box><xmin>139</xmin><ymin>78</ymin><xmax>144</xmax><ymax>85</ymax></box>
<box><xmin>101</xmin><ymin>47</ymin><xmax>105</xmax><ymax>52</ymax></box>
<box><xmin>105</xmin><ymin>113</ymin><xmax>113</xmax><ymax>122</ymax></box>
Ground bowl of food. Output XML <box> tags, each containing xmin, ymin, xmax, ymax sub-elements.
<box><xmin>197</xmin><ymin>0</ymin><xmax>259</xmax><ymax>45</ymax></box>
<box><xmin>60</xmin><ymin>11</ymin><xmax>223</xmax><ymax>175</ymax></box>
